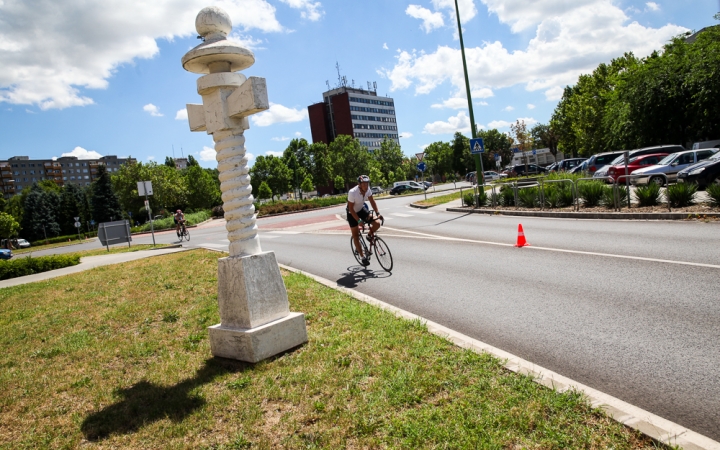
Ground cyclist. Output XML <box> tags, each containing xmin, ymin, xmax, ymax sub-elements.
<box><xmin>347</xmin><ymin>175</ymin><xmax>383</xmax><ymax>266</ymax></box>
<box><xmin>174</xmin><ymin>209</ymin><xmax>186</xmax><ymax>237</ymax></box>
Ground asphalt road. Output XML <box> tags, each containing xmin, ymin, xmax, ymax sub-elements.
<box><xmin>20</xmin><ymin>185</ymin><xmax>720</xmax><ymax>441</ymax></box>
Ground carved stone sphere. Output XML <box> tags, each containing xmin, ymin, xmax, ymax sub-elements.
<box><xmin>196</xmin><ymin>6</ymin><xmax>232</xmax><ymax>39</ymax></box>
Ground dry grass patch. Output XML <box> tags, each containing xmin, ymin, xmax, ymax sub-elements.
<box><xmin>0</xmin><ymin>250</ymin><xmax>669</xmax><ymax>449</ymax></box>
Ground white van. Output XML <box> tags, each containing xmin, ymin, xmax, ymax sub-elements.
<box><xmin>392</xmin><ymin>181</ymin><xmax>425</xmax><ymax>190</ymax></box>
<box><xmin>692</xmin><ymin>140</ymin><xmax>720</xmax><ymax>150</ymax></box>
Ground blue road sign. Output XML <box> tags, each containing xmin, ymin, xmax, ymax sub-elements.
<box><xmin>494</xmin><ymin>153</ymin><xmax>501</xmax><ymax>161</ymax></box>
<box><xmin>470</xmin><ymin>138</ymin><xmax>485</xmax><ymax>154</ymax></box>
<box><xmin>512</xmin><ymin>147</ymin><xmax>520</xmax><ymax>153</ymax></box>
<box><xmin>532</xmin><ymin>149</ymin><xmax>537</xmax><ymax>155</ymax></box>
<box><xmin>417</xmin><ymin>162</ymin><xmax>427</xmax><ymax>172</ymax></box>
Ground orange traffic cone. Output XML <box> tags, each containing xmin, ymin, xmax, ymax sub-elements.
<box><xmin>515</xmin><ymin>224</ymin><xmax>529</xmax><ymax>247</ymax></box>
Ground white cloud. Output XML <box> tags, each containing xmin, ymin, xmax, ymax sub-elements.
<box><xmin>0</xmin><ymin>0</ymin><xmax>287</xmax><ymax>110</ymax></box>
<box><xmin>143</xmin><ymin>103</ymin><xmax>163</xmax><ymax>117</ymax></box>
<box><xmin>400</xmin><ymin>132</ymin><xmax>413</xmax><ymax>138</ymax></box>
<box><xmin>503</xmin><ymin>106</ymin><xmax>514</xmax><ymax>111</ymax></box>
<box><xmin>265</xmin><ymin>150</ymin><xmax>284</xmax><ymax>157</ymax></box>
<box><xmin>147</xmin><ymin>156</ymin><xmax>155</xmax><ymax>161</ymax></box>
<box><xmin>383</xmin><ymin>43</ymin><xmax>389</xmax><ymax>50</ymax></box>
<box><xmin>381</xmin><ymin>1</ymin><xmax>686</xmax><ymax>104</ymax></box>
<box><xmin>279</xmin><ymin>0</ymin><xmax>324</xmax><ymax>21</ymax></box>
<box><xmin>199</xmin><ymin>146</ymin><xmax>216</xmax><ymax>162</ymax></box>
<box><xmin>175</xmin><ymin>108</ymin><xmax>188</xmax><ymax>120</ymax></box>
<box><xmin>406</xmin><ymin>5</ymin><xmax>445</xmax><ymax>33</ymax></box>
<box><xmin>477</xmin><ymin>101</ymin><xmax>488</xmax><ymax>106</ymax></box>
<box><xmin>423</xmin><ymin>111</ymin><xmax>471</xmax><ymax>134</ymax></box>
<box><xmin>251</xmin><ymin>102</ymin><xmax>308</xmax><ymax>127</ymax></box>
<box><xmin>228</xmin><ymin>33</ymin><xmax>265</xmax><ymax>51</ymax></box>
<box><xmin>294</xmin><ymin>131</ymin><xmax>302</xmax><ymax>137</ymax></box>
<box><xmin>527</xmin><ymin>104</ymin><xmax>536</xmax><ymax>109</ymax></box>
<box><xmin>432</xmin><ymin>97</ymin><xmax>468</xmax><ymax>109</ymax></box>
<box><xmin>61</xmin><ymin>146</ymin><xmax>103</xmax><ymax>159</ymax></box>
<box><xmin>472</xmin><ymin>88</ymin><xmax>494</xmax><ymax>98</ymax></box>
<box><xmin>432</xmin><ymin>0</ymin><xmax>477</xmax><ymax>23</ymax></box>
<box><xmin>645</xmin><ymin>2</ymin><xmax>660</xmax><ymax>12</ymax></box>
<box><xmin>518</xmin><ymin>117</ymin><xmax>538</xmax><ymax>125</ymax></box>
<box><xmin>545</xmin><ymin>86</ymin><xmax>564</xmax><ymax>100</ymax></box>
<box><xmin>246</xmin><ymin>152</ymin><xmax>255</xmax><ymax>160</ymax></box>
<box><xmin>488</xmin><ymin>120</ymin><xmax>511</xmax><ymax>129</ymax></box>
<box><xmin>271</xmin><ymin>136</ymin><xmax>291</xmax><ymax>141</ymax></box>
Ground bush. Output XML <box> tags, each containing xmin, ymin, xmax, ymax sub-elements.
<box><xmin>462</xmin><ymin>192</ymin><xmax>475</xmax><ymax>207</ymax></box>
<box><xmin>254</xmin><ymin>196</ymin><xmax>348</xmax><ymax>217</ymax></box>
<box><xmin>543</xmin><ymin>184</ymin><xmax>574</xmax><ymax>209</ymax></box>
<box><xmin>131</xmin><ymin>210</ymin><xmax>211</xmax><ymax>233</ymax></box>
<box><xmin>30</xmin><ymin>232</ymin><xmax>98</xmax><ymax>246</ymax></box>
<box><xmin>578</xmin><ymin>181</ymin><xmax>605</xmax><ymax>207</ymax></box>
<box><xmin>211</xmin><ymin>205</ymin><xmax>224</xmax><ymax>217</ymax></box>
<box><xmin>517</xmin><ymin>187</ymin><xmax>539</xmax><ymax>208</ymax></box>
<box><xmin>476</xmin><ymin>189</ymin><xmax>488</xmax><ymax>207</ymax></box>
<box><xmin>0</xmin><ymin>254</ymin><xmax>81</xmax><ymax>281</ymax></box>
<box><xmin>635</xmin><ymin>183</ymin><xmax>662</xmax><ymax>206</ymax></box>
<box><xmin>600</xmin><ymin>185</ymin><xmax>628</xmax><ymax>209</ymax></box>
<box><xmin>706</xmin><ymin>184</ymin><xmax>720</xmax><ymax>207</ymax></box>
<box><xmin>500</xmin><ymin>185</ymin><xmax>516</xmax><ymax>206</ymax></box>
<box><xmin>665</xmin><ymin>182</ymin><xmax>697</xmax><ymax>207</ymax></box>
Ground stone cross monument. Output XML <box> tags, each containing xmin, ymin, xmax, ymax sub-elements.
<box><xmin>181</xmin><ymin>6</ymin><xmax>307</xmax><ymax>363</ymax></box>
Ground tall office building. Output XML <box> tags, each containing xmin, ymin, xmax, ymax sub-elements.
<box><xmin>308</xmin><ymin>85</ymin><xmax>399</xmax><ymax>150</ymax></box>
<box><xmin>0</xmin><ymin>155</ymin><xmax>136</xmax><ymax>198</ymax></box>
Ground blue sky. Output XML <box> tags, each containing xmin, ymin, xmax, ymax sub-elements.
<box><xmin>0</xmin><ymin>0</ymin><xmax>716</xmax><ymax>168</ymax></box>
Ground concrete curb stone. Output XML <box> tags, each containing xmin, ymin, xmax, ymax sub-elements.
<box><xmin>447</xmin><ymin>207</ymin><xmax>720</xmax><ymax>220</ymax></box>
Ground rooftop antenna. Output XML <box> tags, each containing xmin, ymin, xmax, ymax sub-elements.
<box><xmin>181</xmin><ymin>147</ymin><xmax>184</xmax><ymax>158</ymax></box>
<box><xmin>351</xmin><ymin>79</ymin><xmax>355</xmax><ymax>88</ymax></box>
<box><xmin>367</xmin><ymin>81</ymin><xmax>371</xmax><ymax>90</ymax></box>
<box><xmin>342</xmin><ymin>76</ymin><xmax>347</xmax><ymax>87</ymax></box>
<box><xmin>172</xmin><ymin>144</ymin><xmax>175</xmax><ymax>159</ymax></box>
<box><xmin>373</xmin><ymin>81</ymin><xmax>377</xmax><ymax>92</ymax></box>
<box><xmin>335</xmin><ymin>61</ymin><xmax>342</xmax><ymax>88</ymax></box>
<box><xmin>326</xmin><ymin>80</ymin><xmax>330</xmax><ymax>90</ymax></box>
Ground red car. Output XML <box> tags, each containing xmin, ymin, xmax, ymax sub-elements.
<box><xmin>606</xmin><ymin>153</ymin><xmax>670</xmax><ymax>182</ymax></box>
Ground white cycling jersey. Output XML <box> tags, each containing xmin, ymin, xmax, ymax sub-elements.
<box><xmin>347</xmin><ymin>185</ymin><xmax>372</xmax><ymax>212</ymax></box>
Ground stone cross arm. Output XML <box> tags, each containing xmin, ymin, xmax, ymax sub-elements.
<box><xmin>186</xmin><ymin>76</ymin><xmax>269</xmax><ymax>132</ymax></box>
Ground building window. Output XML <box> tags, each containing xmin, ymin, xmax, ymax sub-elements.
<box><xmin>84</xmin><ymin>176</ymin><xmax>89</xmax><ymax>179</ymax></box>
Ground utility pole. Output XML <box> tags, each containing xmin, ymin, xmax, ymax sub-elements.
<box><xmin>454</xmin><ymin>0</ymin><xmax>484</xmax><ymax>191</ymax></box>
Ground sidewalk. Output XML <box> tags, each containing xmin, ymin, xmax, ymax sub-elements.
<box><xmin>0</xmin><ymin>247</ymin><xmax>188</xmax><ymax>289</ymax></box>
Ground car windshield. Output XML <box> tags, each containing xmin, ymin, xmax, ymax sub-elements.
<box><xmin>708</xmin><ymin>151</ymin><xmax>720</xmax><ymax>161</ymax></box>
<box><xmin>658</xmin><ymin>154</ymin><xmax>678</xmax><ymax>165</ymax></box>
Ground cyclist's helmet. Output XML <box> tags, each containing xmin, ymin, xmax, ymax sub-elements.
<box><xmin>176</xmin><ymin>210</ymin><xmax>182</xmax><ymax>213</ymax></box>
<box><xmin>358</xmin><ymin>175</ymin><xmax>370</xmax><ymax>183</ymax></box>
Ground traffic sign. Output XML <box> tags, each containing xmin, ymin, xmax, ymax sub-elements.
<box><xmin>416</xmin><ymin>162</ymin><xmax>427</xmax><ymax>172</ymax></box>
<box><xmin>137</xmin><ymin>180</ymin><xmax>153</xmax><ymax>196</ymax></box>
<box><xmin>532</xmin><ymin>149</ymin><xmax>537</xmax><ymax>155</ymax></box>
<box><xmin>74</xmin><ymin>216</ymin><xmax>80</xmax><ymax>221</ymax></box>
<box><xmin>470</xmin><ymin>138</ymin><xmax>485</xmax><ymax>154</ymax></box>
<box><xmin>494</xmin><ymin>154</ymin><xmax>500</xmax><ymax>161</ymax></box>
<box><xmin>512</xmin><ymin>147</ymin><xmax>520</xmax><ymax>153</ymax></box>
<box><xmin>74</xmin><ymin>222</ymin><xmax>81</xmax><ymax>228</ymax></box>
<box><xmin>415</xmin><ymin>152</ymin><xmax>425</xmax><ymax>162</ymax></box>
<box><xmin>90</xmin><ymin>220</ymin><xmax>95</xmax><ymax>225</ymax></box>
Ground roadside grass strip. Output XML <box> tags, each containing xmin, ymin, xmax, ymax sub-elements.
<box><xmin>74</xmin><ymin>243</ymin><xmax>175</xmax><ymax>258</ymax></box>
<box><xmin>0</xmin><ymin>250</ymin><xmax>664</xmax><ymax>449</ymax></box>
<box><xmin>415</xmin><ymin>190</ymin><xmax>462</xmax><ymax>207</ymax></box>
<box><xmin>12</xmin><ymin>239</ymin><xmax>97</xmax><ymax>255</ymax></box>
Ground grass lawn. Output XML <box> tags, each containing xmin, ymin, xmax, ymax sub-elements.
<box><xmin>416</xmin><ymin>186</ymin><xmax>492</xmax><ymax>207</ymax></box>
<box><xmin>13</xmin><ymin>239</ymin><xmax>97</xmax><ymax>255</ymax></box>
<box><xmin>74</xmin><ymin>243</ymin><xmax>175</xmax><ymax>258</ymax></box>
<box><xmin>0</xmin><ymin>250</ymin><xmax>664</xmax><ymax>449</ymax></box>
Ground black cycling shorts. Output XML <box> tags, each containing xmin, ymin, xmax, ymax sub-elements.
<box><xmin>346</xmin><ymin>207</ymin><xmax>370</xmax><ymax>228</ymax></box>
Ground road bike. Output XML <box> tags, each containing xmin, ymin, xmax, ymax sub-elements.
<box><xmin>178</xmin><ymin>222</ymin><xmax>190</xmax><ymax>241</ymax></box>
<box><xmin>350</xmin><ymin>211</ymin><xmax>393</xmax><ymax>272</ymax></box>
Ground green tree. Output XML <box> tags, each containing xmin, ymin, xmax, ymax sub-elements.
<box><xmin>451</xmin><ymin>132</ymin><xmax>471</xmax><ymax>174</ymax></box>
<box><xmin>530</xmin><ymin>123</ymin><xmax>560</xmax><ymax>162</ymax></box>
<box><xmin>258</xmin><ymin>181</ymin><xmax>272</xmax><ymax>201</ymax></box>
<box><xmin>477</xmin><ymin>128</ymin><xmax>513</xmax><ymax>169</ymax></box>
<box><xmin>373</xmin><ymin>138</ymin><xmax>404</xmax><ymax>183</ymax></box>
<box><xmin>58</xmin><ymin>183</ymin><xmax>85</xmax><ymax>235</ymax></box>
<box><xmin>185</xmin><ymin>165</ymin><xmax>221</xmax><ymax>211</ymax></box>
<box><xmin>249</xmin><ymin>155</ymin><xmax>292</xmax><ymax>201</ymax></box>
<box><xmin>333</xmin><ymin>175</ymin><xmax>345</xmax><ymax>193</ymax></box>
<box><xmin>308</xmin><ymin>142</ymin><xmax>332</xmax><ymax>189</ymax></box>
<box><xmin>300</xmin><ymin>176</ymin><xmax>314</xmax><ymax>195</ymax></box>
<box><xmin>329</xmin><ymin>135</ymin><xmax>373</xmax><ymax>190</ymax></box>
<box><xmin>21</xmin><ymin>184</ymin><xmax>61</xmax><ymax>241</ymax></box>
<box><xmin>187</xmin><ymin>155</ymin><xmax>200</xmax><ymax>167</ymax></box>
<box><xmin>424</xmin><ymin>141</ymin><xmax>453</xmax><ymax>181</ymax></box>
<box><xmin>0</xmin><ymin>212</ymin><xmax>20</xmax><ymax>242</ymax></box>
<box><xmin>4</xmin><ymin>195</ymin><xmax>24</xmax><ymax>226</ymax></box>
<box><xmin>164</xmin><ymin>156</ymin><xmax>176</xmax><ymax>168</ymax></box>
<box><xmin>112</xmin><ymin>161</ymin><xmax>188</xmax><ymax>217</ymax></box>
<box><xmin>91</xmin><ymin>165</ymin><xmax>123</xmax><ymax>223</ymax></box>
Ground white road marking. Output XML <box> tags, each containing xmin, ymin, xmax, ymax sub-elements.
<box><xmin>259</xmin><ymin>234</ymin><xmax>280</xmax><ymax>239</ymax></box>
<box><xmin>201</xmin><ymin>243</ymin><xmax>229</xmax><ymax>249</ymax></box>
<box><xmin>390</xmin><ymin>213</ymin><xmax>413</xmax><ymax>217</ymax></box>
<box><xmin>270</xmin><ymin>231</ymin><xmax>302</xmax><ymax>234</ymax></box>
<box><xmin>220</xmin><ymin>239</ymin><xmax>229</xmax><ymax>243</ymax></box>
<box><xmin>383</xmin><ymin>226</ymin><xmax>720</xmax><ymax>270</ymax></box>
<box><xmin>410</xmin><ymin>210</ymin><xmax>435</xmax><ymax>214</ymax></box>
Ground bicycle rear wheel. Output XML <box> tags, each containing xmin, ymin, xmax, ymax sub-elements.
<box><xmin>183</xmin><ymin>228</ymin><xmax>190</xmax><ymax>241</ymax></box>
<box><xmin>374</xmin><ymin>237</ymin><xmax>393</xmax><ymax>272</ymax></box>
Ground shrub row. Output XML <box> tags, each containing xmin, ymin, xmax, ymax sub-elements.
<box><xmin>0</xmin><ymin>254</ymin><xmax>81</xmax><ymax>281</ymax></box>
<box><xmin>254</xmin><ymin>196</ymin><xmax>348</xmax><ymax>217</ymax></box>
<box><xmin>131</xmin><ymin>210</ymin><xmax>212</xmax><ymax>233</ymax></box>
<box><xmin>30</xmin><ymin>232</ymin><xmax>98</xmax><ymax>246</ymax></box>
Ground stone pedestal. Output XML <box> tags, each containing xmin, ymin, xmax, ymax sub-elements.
<box><xmin>208</xmin><ymin>252</ymin><xmax>307</xmax><ymax>362</ymax></box>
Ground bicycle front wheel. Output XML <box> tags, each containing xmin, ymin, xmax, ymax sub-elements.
<box><xmin>183</xmin><ymin>229</ymin><xmax>190</xmax><ymax>241</ymax></box>
<box><xmin>374</xmin><ymin>237</ymin><xmax>393</xmax><ymax>272</ymax></box>
<box><xmin>350</xmin><ymin>236</ymin><xmax>364</xmax><ymax>265</ymax></box>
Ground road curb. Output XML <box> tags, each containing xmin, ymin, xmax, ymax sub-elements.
<box><xmin>446</xmin><ymin>207</ymin><xmax>720</xmax><ymax>220</ymax></box>
<box><xmin>409</xmin><ymin>202</ymin><xmax>432</xmax><ymax>209</ymax></box>
<box><xmin>277</xmin><ymin>262</ymin><xmax>719</xmax><ymax>450</ymax></box>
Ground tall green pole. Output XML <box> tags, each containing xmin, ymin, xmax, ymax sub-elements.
<box><xmin>454</xmin><ymin>0</ymin><xmax>484</xmax><ymax>189</ymax></box>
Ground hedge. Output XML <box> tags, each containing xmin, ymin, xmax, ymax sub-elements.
<box><xmin>131</xmin><ymin>210</ymin><xmax>212</xmax><ymax>233</ymax></box>
<box><xmin>255</xmin><ymin>196</ymin><xmax>348</xmax><ymax>217</ymax></box>
<box><xmin>30</xmin><ymin>232</ymin><xmax>98</xmax><ymax>246</ymax></box>
<box><xmin>0</xmin><ymin>254</ymin><xmax>81</xmax><ymax>281</ymax></box>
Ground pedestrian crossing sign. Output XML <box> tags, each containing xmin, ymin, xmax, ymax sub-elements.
<box><xmin>470</xmin><ymin>138</ymin><xmax>485</xmax><ymax>154</ymax></box>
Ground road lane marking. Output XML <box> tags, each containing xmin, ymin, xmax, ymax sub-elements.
<box><xmin>200</xmin><ymin>243</ymin><xmax>229</xmax><ymax>249</ymax></box>
<box><xmin>270</xmin><ymin>231</ymin><xmax>302</xmax><ymax>234</ymax></box>
<box><xmin>383</xmin><ymin>226</ymin><xmax>720</xmax><ymax>270</ymax></box>
<box><xmin>390</xmin><ymin>213</ymin><xmax>413</xmax><ymax>217</ymax></box>
<box><xmin>258</xmin><ymin>234</ymin><xmax>280</xmax><ymax>239</ymax></box>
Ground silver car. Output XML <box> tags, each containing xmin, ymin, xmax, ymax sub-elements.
<box><xmin>631</xmin><ymin>149</ymin><xmax>718</xmax><ymax>186</ymax></box>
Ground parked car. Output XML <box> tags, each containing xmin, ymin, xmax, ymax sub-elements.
<box><xmin>631</xmin><ymin>149</ymin><xmax>718</xmax><ymax>186</ymax></box>
<box><xmin>0</xmin><ymin>248</ymin><xmax>11</xmax><ymax>260</ymax></box>
<box><xmin>483</xmin><ymin>171</ymin><xmax>506</xmax><ymax>182</ymax></box>
<box><xmin>567</xmin><ymin>160</ymin><xmax>588</xmax><ymax>174</ymax></box>
<box><xmin>422</xmin><ymin>181</ymin><xmax>433</xmax><ymax>189</ymax></box>
<box><xmin>15</xmin><ymin>238</ymin><xmax>30</xmax><ymax>248</ymax></box>
<box><xmin>552</xmin><ymin>158</ymin><xmax>586</xmax><ymax>172</ymax></box>
<box><xmin>392</xmin><ymin>181</ymin><xmax>426</xmax><ymax>190</ymax></box>
<box><xmin>370</xmin><ymin>186</ymin><xmax>384</xmax><ymax>195</ymax></box>
<box><xmin>595</xmin><ymin>145</ymin><xmax>685</xmax><ymax>181</ymax></box>
<box><xmin>503</xmin><ymin>164</ymin><xmax>547</xmax><ymax>177</ymax></box>
<box><xmin>677</xmin><ymin>150</ymin><xmax>720</xmax><ymax>189</ymax></box>
<box><xmin>389</xmin><ymin>184</ymin><xmax>421</xmax><ymax>195</ymax></box>
<box><xmin>583</xmin><ymin>151</ymin><xmax>626</xmax><ymax>176</ymax></box>
<box><xmin>606</xmin><ymin>153</ymin><xmax>670</xmax><ymax>183</ymax></box>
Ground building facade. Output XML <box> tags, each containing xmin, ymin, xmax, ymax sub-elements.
<box><xmin>0</xmin><ymin>155</ymin><xmax>136</xmax><ymax>198</ymax></box>
<box><xmin>308</xmin><ymin>86</ymin><xmax>399</xmax><ymax>149</ymax></box>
